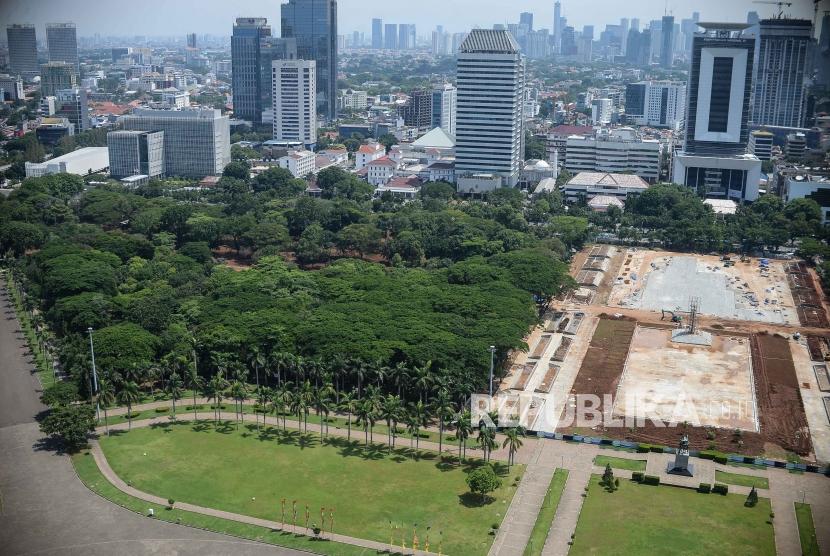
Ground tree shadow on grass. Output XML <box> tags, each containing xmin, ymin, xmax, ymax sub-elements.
<box><xmin>458</xmin><ymin>492</ymin><xmax>495</xmax><ymax>508</ymax></box>
<box><xmin>190</xmin><ymin>421</ymin><xmax>212</xmax><ymax>433</ymax></box>
<box><xmin>215</xmin><ymin>421</ymin><xmax>234</xmax><ymax>434</ymax></box>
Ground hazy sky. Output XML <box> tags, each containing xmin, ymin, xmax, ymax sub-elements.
<box><xmin>0</xmin><ymin>0</ymin><xmax>819</xmax><ymax>37</ymax></box>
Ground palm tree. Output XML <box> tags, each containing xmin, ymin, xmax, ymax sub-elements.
<box><xmin>433</xmin><ymin>389</ymin><xmax>454</xmax><ymax>456</ymax></box>
<box><xmin>405</xmin><ymin>412</ymin><xmax>418</xmax><ymax>454</ymax></box>
<box><xmin>206</xmin><ymin>372</ymin><xmax>229</xmax><ymax>423</ymax></box>
<box><xmin>354</xmin><ymin>398</ymin><xmax>375</xmax><ymax>446</ymax></box>
<box><xmin>247</xmin><ymin>347</ymin><xmax>266</xmax><ymax>428</ymax></box>
<box><xmin>167</xmin><ymin>372</ymin><xmax>184</xmax><ymax>418</ymax></box>
<box><xmin>313</xmin><ymin>388</ymin><xmax>332</xmax><ymax>443</ymax></box>
<box><xmin>409</xmin><ymin>400</ymin><xmax>429</xmax><ymax>453</ymax></box>
<box><xmin>391</xmin><ymin>361</ymin><xmax>410</xmax><ymax>398</ymax></box>
<box><xmin>268</xmin><ymin>351</ymin><xmax>293</xmax><ymax>387</ymax></box>
<box><xmin>353</xmin><ymin>360</ymin><xmax>369</xmax><ymax>399</ymax></box>
<box><xmin>502</xmin><ymin>427</ymin><xmax>525</xmax><ymax>470</ymax></box>
<box><xmin>412</xmin><ymin>361</ymin><xmax>434</xmax><ymax>404</ymax></box>
<box><xmin>317</xmin><ymin>382</ymin><xmax>336</xmax><ymax>436</ymax></box>
<box><xmin>456</xmin><ymin>411</ymin><xmax>473</xmax><ymax>462</ymax></box>
<box><xmin>230</xmin><ymin>380</ymin><xmax>249</xmax><ymax>429</ymax></box>
<box><xmin>478</xmin><ymin>426</ymin><xmax>496</xmax><ymax>463</ymax></box>
<box><xmin>97</xmin><ymin>377</ymin><xmax>115</xmax><ymax>436</ymax></box>
<box><xmin>117</xmin><ymin>381</ymin><xmax>141</xmax><ymax>430</ymax></box>
<box><xmin>188</xmin><ymin>372</ymin><xmax>203</xmax><ymax>423</ymax></box>
<box><xmin>379</xmin><ymin>394</ymin><xmax>403</xmax><ymax>451</ymax></box>
<box><xmin>272</xmin><ymin>383</ymin><xmax>293</xmax><ymax>431</ymax></box>
<box><xmin>339</xmin><ymin>390</ymin><xmax>357</xmax><ymax>441</ymax></box>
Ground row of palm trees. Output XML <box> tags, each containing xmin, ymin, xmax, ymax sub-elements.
<box><xmin>94</xmin><ymin>368</ymin><xmax>525</xmax><ymax>469</ymax></box>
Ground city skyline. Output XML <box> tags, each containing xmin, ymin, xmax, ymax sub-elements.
<box><xmin>0</xmin><ymin>0</ymin><xmax>817</xmax><ymax>39</ymax></box>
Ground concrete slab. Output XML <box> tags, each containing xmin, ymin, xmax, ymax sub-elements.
<box><xmin>614</xmin><ymin>326</ymin><xmax>758</xmax><ymax>431</ymax></box>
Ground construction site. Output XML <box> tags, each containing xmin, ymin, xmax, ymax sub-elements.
<box><xmin>497</xmin><ymin>245</ymin><xmax>830</xmax><ymax>464</ymax></box>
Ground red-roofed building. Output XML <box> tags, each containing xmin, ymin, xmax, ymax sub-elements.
<box><xmin>355</xmin><ymin>141</ymin><xmax>385</xmax><ymax>169</ymax></box>
<box><xmin>366</xmin><ymin>156</ymin><xmax>399</xmax><ymax>186</ymax></box>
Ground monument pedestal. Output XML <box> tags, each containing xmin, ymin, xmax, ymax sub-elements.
<box><xmin>666</xmin><ymin>435</ymin><xmax>694</xmax><ymax>477</ymax></box>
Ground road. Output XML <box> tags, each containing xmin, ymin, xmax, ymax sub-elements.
<box><xmin>0</xmin><ymin>285</ymin><xmax>303</xmax><ymax>556</ymax></box>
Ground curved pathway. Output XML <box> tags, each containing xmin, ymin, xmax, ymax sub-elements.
<box><xmin>0</xmin><ymin>285</ymin><xmax>303</xmax><ymax>556</ymax></box>
<box><xmin>88</xmin><ymin>428</ymin><xmax>429</xmax><ymax>555</ymax></box>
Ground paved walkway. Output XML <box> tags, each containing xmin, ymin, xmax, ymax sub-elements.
<box><xmin>89</xmin><ymin>435</ymin><xmax>429</xmax><ymax>555</ymax></box>
<box><xmin>0</xmin><ymin>284</ymin><xmax>303</xmax><ymax>556</ymax></box>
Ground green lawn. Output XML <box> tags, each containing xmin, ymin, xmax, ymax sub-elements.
<box><xmin>71</xmin><ymin>452</ymin><xmax>377</xmax><ymax>556</ymax></box>
<box><xmin>795</xmin><ymin>502</ymin><xmax>819</xmax><ymax>556</ymax></box>
<box><xmin>99</xmin><ymin>421</ymin><xmax>522</xmax><ymax>556</ymax></box>
<box><xmin>593</xmin><ymin>455</ymin><xmax>646</xmax><ymax>472</ymax></box>
<box><xmin>523</xmin><ymin>469</ymin><xmax>568</xmax><ymax>556</ymax></box>
<box><xmin>570</xmin><ymin>476</ymin><xmax>775</xmax><ymax>555</ymax></box>
<box><xmin>714</xmin><ymin>470</ymin><xmax>769</xmax><ymax>490</ymax></box>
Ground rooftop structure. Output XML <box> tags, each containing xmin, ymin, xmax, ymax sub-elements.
<box><xmin>25</xmin><ymin>147</ymin><xmax>109</xmax><ymax>178</ymax></box>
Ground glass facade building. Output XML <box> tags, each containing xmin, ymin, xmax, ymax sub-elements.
<box><xmin>231</xmin><ymin>18</ymin><xmax>272</xmax><ymax>124</ymax></box>
<box><xmin>281</xmin><ymin>0</ymin><xmax>338</xmax><ymax>121</ymax></box>
<box><xmin>47</xmin><ymin>23</ymin><xmax>79</xmax><ymax>74</ymax></box>
<box><xmin>7</xmin><ymin>24</ymin><xmax>38</xmax><ymax>78</ymax></box>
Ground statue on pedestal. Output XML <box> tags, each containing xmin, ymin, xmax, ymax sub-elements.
<box><xmin>666</xmin><ymin>434</ymin><xmax>695</xmax><ymax>477</ymax></box>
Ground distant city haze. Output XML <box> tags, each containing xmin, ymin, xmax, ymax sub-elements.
<box><xmin>0</xmin><ymin>0</ymin><xmax>817</xmax><ymax>37</ymax></box>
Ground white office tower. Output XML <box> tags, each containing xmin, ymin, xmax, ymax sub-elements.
<box><xmin>590</xmin><ymin>98</ymin><xmax>612</xmax><ymax>125</ymax></box>
<box><xmin>752</xmin><ymin>18</ymin><xmax>812</xmax><ymax>128</ymax></box>
<box><xmin>121</xmin><ymin>108</ymin><xmax>231</xmax><ymax>178</ymax></box>
<box><xmin>107</xmin><ymin>130</ymin><xmax>165</xmax><ymax>179</ymax></box>
<box><xmin>455</xmin><ymin>29</ymin><xmax>525</xmax><ymax>192</ymax></box>
<box><xmin>625</xmin><ymin>81</ymin><xmax>686</xmax><ymax>130</ymax></box>
<box><xmin>565</xmin><ymin>128</ymin><xmax>662</xmax><ymax>183</ymax></box>
<box><xmin>432</xmin><ymin>83</ymin><xmax>457</xmax><ymax>136</ymax></box>
<box><xmin>272</xmin><ymin>59</ymin><xmax>317</xmax><ymax>150</ymax></box>
<box><xmin>672</xmin><ymin>23</ymin><xmax>760</xmax><ymax>202</ymax></box>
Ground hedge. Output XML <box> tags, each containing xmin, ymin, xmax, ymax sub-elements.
<box><xmin>697</xmin><ymin>483</ymin><xmax>711</xmax><ymax>493</ymax></box>
<box><xmin>632</xmin><ymin>471</ymin><xmax>645</xmax><ymax>482</ymax></box>
<box><xmin>712</xmin><ymin>483</ymin><xmax>729</xmax><ymax>495</ymax></box>
<box><xmin>636</xmin><ymin>444</ymin><xmax>651</xmax><ymax>453</ymax></box>
<box><xmin>642</xmin><ymin>475</ymin><xmax>660</xmax><ymax>486</ymax></box>
<box><xmin>699</xmin><ymin>450</ymin><xmax>729</xmax><ymax>464</ymax></box>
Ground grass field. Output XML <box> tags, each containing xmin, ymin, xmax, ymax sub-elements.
<box><xmin>523</xmin><ymin>469</ymin><xmax>568</xmax><ymax>556</ymax></box>
<box><xmin>569</xmin><ymin>476</ymin><xmax>775</xmax><ymax>555</ymax></box>
<box><xmin>99</xmin><ymin>421</ymin><xmax>522</xmax><ymax>556</ymax></box>
<box><xmin>593</xmin><ymin>455</ymin><xmax>646</xmax><ymax>472</ymax></box>
<box><xmin>794</xmin><ymin>502</ymin><xmax>819</xmax><ymax>556</ymax></box>
<box><xmin>71</xmin><ymin>452</ymin><xmax>377</xmax><ymax>556</ymax></box>
<box><xmin>714</xmin><ymin>470</ymin><xmax>769</xmax><ymax>490</ymax></box>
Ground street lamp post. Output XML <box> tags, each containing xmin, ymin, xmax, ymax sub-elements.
<box><xmin>87</xmin><ymin>327</ymin><xmax>100</xmax><ymax>422</ymax></box>
<box><xmin>488</xmin><ymin>345</ymin><xmax>497</xmax><ymax>398</ymax></box>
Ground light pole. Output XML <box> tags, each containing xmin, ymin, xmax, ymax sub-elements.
<box><xmin>488</xmin><ymin>345</ymin><xmax>497</xmax><ymax>398</ymax></box>
<box><xmin>87</xmin><ymin>327</ymin><xmax>100</xmax><ymax>422</ymax></box>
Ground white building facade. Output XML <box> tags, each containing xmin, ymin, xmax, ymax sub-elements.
<box><xmin>625</xmin><ymin>80</ymin><xmax>686</xmax><ymax>130</ymax></box>
<box><xmin>272</xmin><ymin>59</ymin><xmax>317</xmax><ymax>150</ymax></box>
<box><xmin>565</xmin><ymin>128</ymin><xmax>662</xmax><ymax>183</ymax></box>
<box><xmin>455</xmin><ymin>29</ymin><xmax>525</xmax><ymax>190</ymax></box>
<box><xmin>278</xmin><ymin>149</ymin><xmax>316</xmax><ymax>177</ymax></box>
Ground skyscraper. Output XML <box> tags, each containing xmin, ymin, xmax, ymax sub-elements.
<box><xmin>47</xmin><ymin>23</ymin><xmax>79</xmax><ymax>74</ymax></box>
<box><xmin>399</xmin><ymin>24</ymin><xmax>416</xmax><ymax>50</ymax></box>
<box><xmin>817</xmin><ymin>13</ymin><xmax>830</xmax><ymax>87</ymax></box>
<box><xmin>631</xmin><ymin>18</ymin><xmax>640</xmax><ymax>32</ymax></box>
<box><xmin>672</xmin><ymin>22</ymin><xmax>760</xmax><ymax>202</ymax></box>
<box><xmin>231</xmin><ymin>18</ymin><xmax>273</xmax><ymax>124</ymax></box>
<box><xmin>261</xmin><ymin>36</ymin><xmax>298</xmax><ymax>123</ymax></box>
<box><xmin>121</xmin><ymin>108</ymin><xmax>231</xmax><ymax>178</ymax></box>
<box><xmin>398</xmin><ymin>88</ymin><xmax>432</xmax><ymax>132</ymax></box>
<box><xmin>752</xmin><ymin>18</ymin><xmax>812</xmax><ymax>128</ymax></box>
<box><xmin>620</xmin><ymin>18</ymin><xmax>630</xmax><ymax>55</ymax></box>
<box><xmin>520</xmin><ymin>12</ymin><xmax>534</xmax><ymax>31</ymax></box>
<box><xmin>7</xmin><ymin>24</ymin><xmax>38</xmax><ymax>78</ymax></box>
<box><xmin>272</xmin><ymin>59</ymin><xmax>317</xmax><ymax>149</ymax></box>
<box><xmin>455</xmin><ymin>29</ymin><xmax>525</xmax><ymax>190</ymax></box>
<box><xmin>107</xmin><ymin>130</ymin><xmax>166</xmax><ymax>179</ymax></box>
<box><xmin>384</xmin><ymin>24</ymin><xmax>398</xmax><ymax>50</ymax></box>
<box><xmin>187</xmin><ymin>33</ymin><xmax>197</xmax><ymax>48</ymax></box>
<box><xmin>281</xmin><ymin>0</ymin><xmax>338</xmax><ymax>121</ymax></box>
<box><xmin>55</xmin><ymin>88</ymin><xmax>89</xmax><ymax>132</ymax></box>
<box><xmin>372</xmin><ymin>18</ymin><xmax>383</xmax><ymax>49</ymax></box>
<box><xmin>40</xmin><ymin>62</ymin><xmax>77</xmax><ymax>96</ymax></box>
<box><xmin>660</xmin><ymin>16</ymin><xmax>675</xmax><ymax>68</ymax></box>
<box><xmin>553</xmin><ymin>1</ymin><xmax>561</xmax><ymax>54</ymax></box>
<box><xmin>432</xmin><ymin>83</ymin><xmax>457</xmax><ymax>135</ymax></box>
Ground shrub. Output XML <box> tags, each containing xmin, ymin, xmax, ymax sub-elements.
<box><xmin>636</xmin><ymin>443</ymin><xmax>651</xmax><ymax>453</ymax></box>
<box><xmin>649</xmin><ymin>445</ymin><xmax>665</xmax><ymax>453</ymax></box>
<box><xmin>714</xmin><ymin>454</ymin><xmax>728</xmax><ymax>465</ymax></box>
<box><xmin>167</xmin><ymin>498</ymin><xmax>175</xmax><ymax>509</ymax></box>
<box><xmin>632</xmin><ymin>471</ymin><xmax>645</xmax><ymax>482</ymax></box>
<box><xmin>155</xmin><ymin>407</ymin><xmax>169</xmax><ymax>413</ymax></box>
<box><xmin>491</xmin><ymin>522</ymin><xmax>500</xmax><ymax>530</ymax></box>
<box><xmin>712</xmin><ymin>483</ymin><xmax>729</xmax><ymax>495</ymax></box>
<box><xmin>185</xmin><ymin>405</ymin><xmax>204</xmax><ymax>410</ymax></box>
<box><xmin>642</xmin><ymin>475</ymin><xmax>660</xmax><ymax>486</ymax></box>
<box><xmin>697</xmin><ymin>483</ymin><xmax>711</xmax><ymax>493</ymax></box>
<box><xmin>417</xmin><ymin>432</ymin><xmax>430</xmax><ymax>438</ymax></box>
<box><xmin>446</xmin><ymin>435</ymin><xmax>456</xmax><ymax>441</ymax></box>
